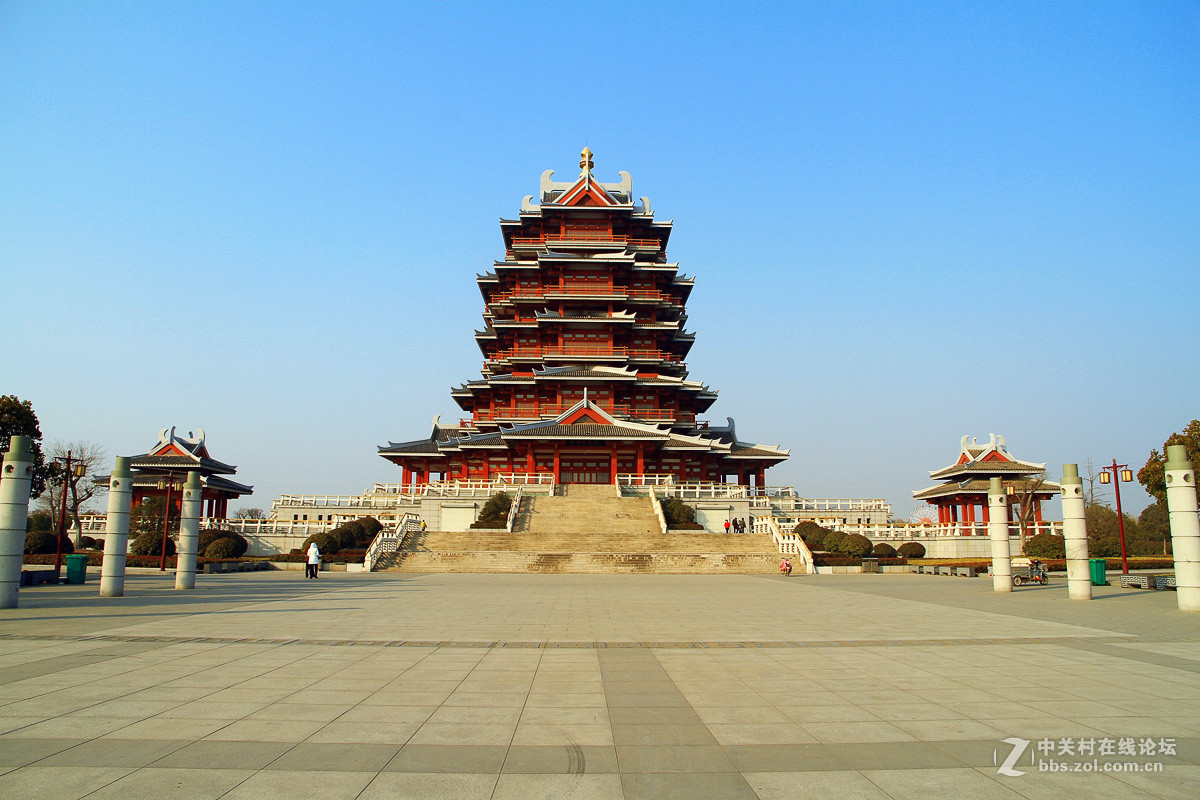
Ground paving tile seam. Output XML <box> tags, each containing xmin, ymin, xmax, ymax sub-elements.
<box><xmin>0</xmin><ymin>633</ymin><xmax>1189</xmax><ymax>651</ymax></box>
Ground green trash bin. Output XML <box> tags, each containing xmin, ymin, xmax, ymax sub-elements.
<box><xmin>1089</xmin><ymin>558</ymin><xmax>1107</xmax><ymax>587</ymax></box>
<box><xmin>64</xmin><ymin>554</ymin><xmax>89</xmax><ymax>585</ymax></box>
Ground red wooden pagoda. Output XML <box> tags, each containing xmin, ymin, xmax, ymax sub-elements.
<box><xmin>99</xmin><ymin>427</ymin><xmax>253</xmax><ymax>518</ymax></box>
<box><xmin>913</xmin><ymin>434</ymin><xmax>1059</xmax><ymax>527</ymax></box>
<box><xmin>380</xmin><ymin>149</ymin><xmax>788</xmax><ymax>486</ymax></box>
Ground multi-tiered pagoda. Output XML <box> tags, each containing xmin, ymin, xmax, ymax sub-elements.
<box><xmin>380</xmin><ymin>150</ymin><xmax>787</xmax><ymax>486</ymax></box>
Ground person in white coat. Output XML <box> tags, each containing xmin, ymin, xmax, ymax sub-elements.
<box><xmin>306</xmin><ymin>542</ymin><xmax>321</xmax><ymax>579</ymax></box>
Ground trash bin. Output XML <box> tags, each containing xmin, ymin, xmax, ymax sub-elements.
<box><xmin>1089</xmin><ymin>558</ymin><xmax>1107</xmax><ymax>587</ymax></box>
<box><xmin>64</xmin><ymin>554</ymin><xmax>89</xmax><ymax>585</ymax></box>
<box><xmin>861</xmin><ymin>558</ymin><xmax>879</xmax><ymax>574</ymax></box>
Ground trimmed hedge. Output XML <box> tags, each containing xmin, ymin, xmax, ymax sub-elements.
<box><xmin>478</xmin><ymin>492</ymin><xmax>513</xmax><ymax>523</ymax></box>
<box><xmin>659</xmin><ymin>497</ymin><xmax>696</xmax><ymax>527</ymax></box>
<box><xmin>129</xmin><ymin>533</ymin><xmax>173</xmax><ymax>557</ymax></box>
<box><xmin>793</xmin><ymin>521</ymin><xmax>831</xmax><ymax>550</ymax></box>
<box><xmin>1024</xmin><ymin>533</ymin><xmax>1066</xmax><ymax>559</ymax></box>
<box><xmin>897</xmin><ymin>542</ymin><xmax>926</xmax><ymax>558</ymax></box>
<box><xmin>872</xmin><ymin>542</ymin><xmax>898</xmax><ymax>558</ymax></box>
<box><xmin>810</xmin><ymin>554</ymin><xmax>908</xmax><ymax>567</ymax></box>
<box><xmin>24</xmin><ymin>531</ymin><xmax>74</xmax><ymax>555</ymax></box>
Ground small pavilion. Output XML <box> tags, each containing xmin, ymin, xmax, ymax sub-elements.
<box><xmin>913</xmin><ymin>434</ymin><xmax>1059</xmax><ymax>530</ymax></box>
<box><xmin>100</xmin><ymin>427</ymin><xmax>253</xmax><ymax>518</ymax></box>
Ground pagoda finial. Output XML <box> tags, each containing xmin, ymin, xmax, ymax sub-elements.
<box><xmin>580</xmin><ymin>146</ymin><xmax>594</xmax><ymax>175</ymax></box>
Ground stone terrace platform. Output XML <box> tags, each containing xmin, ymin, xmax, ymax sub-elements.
<box><xmin>1</xmin><ymin>572</ymin><xmax>1198</xmax><ymax>799</ymax></box>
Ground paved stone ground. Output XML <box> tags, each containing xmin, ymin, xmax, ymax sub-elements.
<box><xmin>1</xmin><ymin>570</ymin><xmax>1197</xmax><ymax>799</ymax></box>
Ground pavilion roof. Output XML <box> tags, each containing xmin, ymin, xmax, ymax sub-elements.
<box><xmin>913</xmin><ymin>478</ymin><xmax>1061</xmax><ymax>501</ymax></box>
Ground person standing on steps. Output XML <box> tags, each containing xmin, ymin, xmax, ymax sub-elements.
<box><xmin>725</xmin><ymin>518</ymin><xmax>731</xmax><ymax>534</ymax></box>
<box><xmin>306</xmin><ymin>541</ymin><xmax>321</xmax><ymax>579</ymax></box>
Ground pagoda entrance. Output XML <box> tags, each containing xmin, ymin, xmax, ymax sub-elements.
<box><xmin>560</xmin><ymin>458</ymin><xmax>610</xmax><ymax>484</ymax></box>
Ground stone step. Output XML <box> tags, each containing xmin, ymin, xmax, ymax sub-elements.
<box><xmin>385</xmin><ymin>551</ymin><xmax>791</xmax><ymax>574</ymax></box>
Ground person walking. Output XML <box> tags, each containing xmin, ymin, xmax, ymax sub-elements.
<box><xmin>306</xmin><ymin>541</ymin><xmax>321</xmax><ymax>579</ymax></box>
<box><xmin>724</xmin><ymin>519</ymin><xmax>731</xmax><ymax>534</ymax></box>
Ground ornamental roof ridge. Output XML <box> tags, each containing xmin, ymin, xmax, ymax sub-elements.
<box><xmin>927</xmin><ymin>433</ymin><xmax>1046</xmax><ymax>478</ymax></box>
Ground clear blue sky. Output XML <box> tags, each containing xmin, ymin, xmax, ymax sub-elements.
<box><xmin>3</xmin><ymin>1</ymin><xmax>1196</xmax><ymax>517</ymax></box>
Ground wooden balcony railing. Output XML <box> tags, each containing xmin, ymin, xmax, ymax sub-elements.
<box><xmin>488</xmin><ymin>286</ymin><xmax>678</xmax><ymax>305</ymax></box>
<box><xmin>467</xmin><ymin>404</ymin><xmax>696</xmax><ymax>424</ymax></box>
<box><xmin>484</xmin><ymin>345</ymin><xmax>682</xmax><ymax>364</ymax></box>
<box><xmin>509</xmin><ymin>234</ymin><xmax>661</xmax><ymax>248</ymax></box>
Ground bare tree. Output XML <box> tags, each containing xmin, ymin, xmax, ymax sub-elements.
<box><xmin>1010</xmin><ymin>472</ymin><xmax>1048</xmax><ymax>554</ymax></box>
<box><xmin>38</xmin><ymin>441</ymin><xmax>108</xmax><ymax>543</ymax></box>
<box><xmin>235</xmin><ymin>507</ymin><xmax>266</xmax><ymax>520</ymax></box>
<box><xmin>1083</xmin><ymin>458</ymin><xmax>1102</xmax><ymax>506</ymax></box>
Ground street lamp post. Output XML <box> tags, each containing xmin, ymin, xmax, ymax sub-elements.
<box><xmin>157</xmin><ymin>472</ymin><xmax>182</xmax><ymax>571</ymax></box>
<box><xmin>52</xmin><ymin>451</ymin><xmax>88</xmax><ymax>578</ymax></box>
<box><xmin>1099</xmin><ymin>460</ymin><xmax>1135</xmax><ymax>575</ymax></box>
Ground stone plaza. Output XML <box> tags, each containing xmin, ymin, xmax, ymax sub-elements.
<box><xmin>0</xmin><ymin>570</ymin><xmax>1197</xmax><ymax>799</ymax></box>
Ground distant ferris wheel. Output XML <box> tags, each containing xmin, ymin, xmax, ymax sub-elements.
<box><xmin>908</xmin><ymin>504</ymin><xmax>938</xmax><ymax>524</ymax></box>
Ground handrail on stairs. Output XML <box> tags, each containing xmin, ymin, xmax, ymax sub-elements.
<box><xmin>505</xmin><ymin>486</ymin><xmax>524</xmax><ymax>532</ymax></box>
<box><xmin>364</xmin><ymin>512</ymin><xmax>421</xmax><ymax>572</ymax></box>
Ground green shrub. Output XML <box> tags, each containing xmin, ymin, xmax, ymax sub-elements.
<box><xmin>897</xmin><ymin>541</ymin><xmax>926</xmax><ymax>558</ymax></box>
<box><xmin>24</xmin><ymin>530</ymin><xmax>74</xmax><ymax>555</ymax></box>
<box><xmin>204</xmin><ymin>538</ymin><xmax>242</xmax><ymax>559</ymax></box>
<box><xmin>794</xmin><ymin>521</ymin><xmax>829</xmax><ymax>550</ymax></box>
<box><xmin>330</xmin><ymin>520</ymin><xmax>364</xmax><ymax>551</ymax></box>
<box><xmin>357</xmin><ymin>517</ymin><xmax>383</xmax><ymax>545</ymax></box>
<box><xmin>130</xmin><ymin>532</ymin><xmax>173</xmax><ymax>557</ymax></box>
<box><xmin>477</xmin><ymin>492</ymin><xmax>513</xmax><ymax>523</ymax></box>
<box><xmin>659</xmin><ymin>497</ymin><xmax>696</xmax><ymax>527</ymax></box>
<box><xmin>821</xmin><ymin>531</ymin><xmax>846</xmax><ymax>554</ymax></box>
<box><xmin>1023</xmin><ymin>533</ymin><xmax>1066</xmax><ymax>559</ymax></box>
<box><xmin>835</xmin><ymin>533</ymin><xmax>874</xmax><ymax>557</ymax></box>
<box><xmin>871</xmin><ymin>542</ymin><xmax>897</xmax><ymax>558</ymax></box>
<box><xmin>76</xmin><ymin>535</ymin><xmax>98</xmax><ymax>550</ymax></box>
<box><xmin>302</xmin><ymin>532</ymin><xmax>339</xmax><ymax>555</ymax></box>
<box><xmin>27</xmin><ymin>510</ymin><xmax>53</xmax><ymax>532</ymax></box>
<box><xmin>199</xmin><ymin>529</ymin><xmax>249</xmax><ymax>557</ymax></box>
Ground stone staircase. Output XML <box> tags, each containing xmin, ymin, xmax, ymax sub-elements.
<box><xmin>379</xmin><ymin>484</ymin><xmax>786</xmax><ymax>574</ymax></box>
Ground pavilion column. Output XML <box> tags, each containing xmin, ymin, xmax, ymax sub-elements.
<box><xmin>100</xmin><ymin>456</ymin><xmax>133</xmax><ymax>598</ymax></box>
<box><xmin>1165</xmin><ymin>445</ymin><xmax>1200</xmax><ymax>612</ymax></box>
<box><xmin>609</xmin><ymin>445</ymin><xmax>618</xmax><ymax>484</ymax></box>
<box><xmin>526</xmin><ymin>446</ymin><xmax>535</xmax><ymax>475</ymax></box>
<box><xmin>988</xmin><ymin>477</ymin><xmax>1012</xmax><ymax>592</ymax></box>
<box><xmin>1060</xmin><ymin>464</ymin><xmax>1091</xmax><ymax>600</ymax></box>
<box><xmin>553</xmin><ymin>444</ymin><xmax>561</xmax><ymax>484</ymax></box>
<box><xmin>636</xmin><ymin>444</ymin><xmax>644</xmax><ymax>477</ymax></box>
<box><xmin>756</xmin><ymin>468</ymin><xmax>765</xmax><ymax>488</ymax></box>
<box><xmin>175</xmin><ymin>472</ymin><xmax>202</xmax><ymax>590</ymax></box>
<box><xmin>0</xmin><ymin>436</ymin><xmax>35</xmax><ymax>609</ymax></box>
<box><xmin>981</xmin><ymin>503</ymin><xmax>989</xmax><ymax>523</ymax></box>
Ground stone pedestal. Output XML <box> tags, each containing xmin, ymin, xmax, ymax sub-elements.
<box><xmin>100</xmin><ymin>457</ymin><xmax>133</xmax><ymax>598</ymax></box>
<box><xmin>1165</xmin><ymin>445</ymin><xmax>1200</xmax><ymax>612</ymax></box>
<box><xmin>1060</xmin><ymin>463</ymin><xmax>1091</xmax><ymax>600</ymax></box>
<box><xmin>175</xmin><ymin>471</ymin><xmax>202</xmax><ymax>590</ymax></box>
<box><xmin>988</xmin><ymin>477</ymin><xmax>1012</xmax><ymax>593</ymax></box>
<box><xmin>0</xmin><ymin>436</ymin><xmax>35</xmax><ymax>609</ymax></box>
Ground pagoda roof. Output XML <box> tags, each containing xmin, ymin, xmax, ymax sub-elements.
<box><xmin>127</xmin><ymin>427</ymin><xmax>237</xmax><ymax>475</ymax></box>
<box><xmin>96</xmin><ymin>427</ymin><xmax>253</xmax><ymax>496</ymax></box>
<box><xmin>928</xmin><ymin>434</ymin><xmax>1046</xmax><ymax>479</ymax></box>
<box><xmin>913</xmin><ymin>478</ymin><xmax>1062</xmax><ymax>501</ymax></box>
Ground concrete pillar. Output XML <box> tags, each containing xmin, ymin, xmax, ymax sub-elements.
<box><xmin>988</xmin><ymin>477</ymin><xmax>1012</xmax><ymax>592</ymax></box>
<box><xmin>175</xmin><ymin>471</ymin><xmax>202</xmax><ymax>590</ymax></box>
<box><xmin>1060</xmin><ymin>463</ymin><xmax>1091</xmax><ymax>601</ymax></box>
<box><xmin>100</xmin><ymin>457</ymin><xmax>133</xmax><ymax>598</ymax></box>
<box><xmin>0</xmin><ymin>436</ymin><xmax>35</xmax><ymax>609</ymax></box>
<box><xmin>1165</xmin><ymin>445</ymin><xmax>1200</xmax><ymax>612</ymax></box>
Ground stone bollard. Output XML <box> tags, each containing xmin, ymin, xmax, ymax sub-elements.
<box><xmin>1165</xmin><ymin>444</ymin><xmax>1199</xmax><ymax>612</ymax></box>
<box><xmin>988</xmin><ymin>477</ymin><xmax>1012</xmax><ymax>592</ymax></box>
<box><xmin>175</xmin><ymin>471</ymin><xmax>202</xmax><ymax>590</ymax></box>
<box><xmin>100</xmin><ymin>457</ymin><xmax>133</xmax><ymax>598</ymax></box>
<box><xmin>1060</xmin><ymin>464</ymin><xmax>1091</xmax><ymax>600</ymax></box>
<box><xmin>0</xmin><ymin>436</ymin><xmax>35</xmax><ymax>609</ymax></box>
